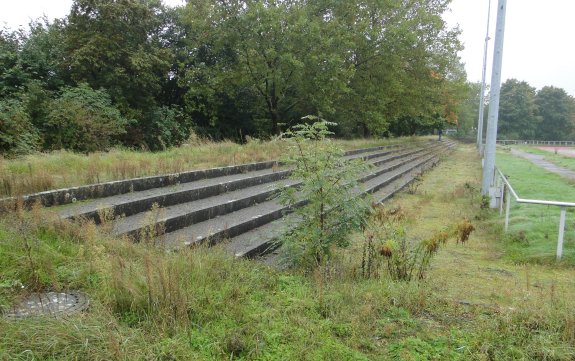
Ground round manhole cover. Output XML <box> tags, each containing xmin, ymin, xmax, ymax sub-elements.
<box><xmin>3</xmin><ymin>291</ymin><xmax>89</xmax><ymax>318</ymax></box>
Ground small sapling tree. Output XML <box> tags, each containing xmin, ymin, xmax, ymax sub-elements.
<box><xmin>276</xmin><ymin>117</ymin><xmax>372</xmax><ymax>268</ymax></box>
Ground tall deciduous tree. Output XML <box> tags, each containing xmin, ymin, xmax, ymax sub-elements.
<box><xmin>312</xmin><ymin>0</ymin><xmax>464</xmax><ymax>137</ymax></box>
<box><xmin>535</xmin><ymin>86</ymin><xmax>575</xmax><ymax>141</ymax></box>
<box><xmin>498</xmin><ymin>79</ymin><xmax>540</xmax><ymax>139</ymax></box>
<box><xmin>64</xmin><ymin>0</ymin><xmax>175</xmax><ymax>148</ymax></box>
<box><xmin>181</xmin><ymin>0</ymin><xmax>352</xmax><ymax>135</ymax></box>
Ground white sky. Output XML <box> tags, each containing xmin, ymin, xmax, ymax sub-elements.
<box><xmin>1</xmin><ymin>0</ymin><xmax>574</xmax><ymax>97</ymax></box>
<box><xmin>445</xmin><ymin>0</ymin><xmax>575</xmax><ymax>96</ymax></box>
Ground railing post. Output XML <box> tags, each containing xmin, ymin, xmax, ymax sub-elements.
<box><xmin>500</xmin><ymin>183</ymin><xmax>505</xmax><ymax>216</ymax></box>
<box><xmin>556</xmin><ymin>207</ymin><xmax>567</xmax><ymax>260</ymax></box>
<box><xmin>505</xmin><ymin>186</ymin><xmax>511</xmax><ymax>232</ymax></box>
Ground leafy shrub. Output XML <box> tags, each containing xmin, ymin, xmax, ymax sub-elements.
<box><xmin>0</xmin><ymin>98</ymin><xmax>40</xmax><ymax>156</ymax></box>
<box><xmin>276</xmin><ymin>118</ymin><xmax>372</xmax><ymax>268</ymax></box>
<box><xmin>143</xmin><ymin>106</ymin><xmax>193</xmax><ymax>150</ymax></box>
<box><xmin>45</xmin><ymin>84</ymin><xmax>128</xmax><ymax>152</ymax></box>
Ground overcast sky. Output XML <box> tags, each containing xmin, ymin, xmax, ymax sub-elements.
<box><xmin>1</xmin><ymin>0</ymin><xmax>574</xmax><ymax>97</ymax></box>
<box><xmin>445</xmin><ymin>0</ymin><xmax>575</xmax><ymax>96</ymax></box>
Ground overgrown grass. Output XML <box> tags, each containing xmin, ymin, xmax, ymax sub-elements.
<box><xmin>496</xmin><ymin>149</ymin><xmax>575</xmax><ymax>264</ymax></box>
<box><xmin>516</xmin><ymin>145</ymin><xmax>575</xmax><ymax>172</ymax></box>
<box><xmin>0</xmin><ymin>137</ymin><xmax>413</xmax><ymax>198</ymax></box>
<box><xmin>1</xmin><ymin>143</ymin><xmax>574</xmax><ymax>360</ymax></box>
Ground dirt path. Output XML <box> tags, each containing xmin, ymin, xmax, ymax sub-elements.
<box><xmin>510</xmin><ymin>148</ymin><xmax>575</xmax><ymax>180</ymax></box>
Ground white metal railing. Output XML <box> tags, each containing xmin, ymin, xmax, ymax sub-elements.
<box><xmin>494</xmin><ymin>167</ymin><xmax>575</xmax><ymax>260</ymax></box>
<box><xmin>497</xmin><ymin>140</ymin><xmax>575</xmax><ymax>146</ymax></box>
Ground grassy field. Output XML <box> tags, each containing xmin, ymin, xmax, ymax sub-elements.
<box><xmin>1</xmin><ymin>143</ymin><xmax>574</xmax><ymax>360</ymax></box>
<box><xmin>496</xmin><ymin>148</ymin><xmax>575</xmax><ymax>264</ymax></box>
<box><xmin>516</xmin><ymin>145</ymin><xmax>575</xmax><ymax>173</ymax></box>
<box><xmin>0</xmin><ymin>137</ymin><xmax>415</xmax><ymax>198</ymax></box>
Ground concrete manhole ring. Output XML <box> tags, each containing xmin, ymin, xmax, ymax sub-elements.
<box><xmin>3</xmin><ymin>291</ymin><xmax>89</xmax><ymax>318</ymax></box>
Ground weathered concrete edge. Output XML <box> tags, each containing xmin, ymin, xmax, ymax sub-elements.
<box><xmin>0</xmin><ymin>144</ymin><xmax>403</xmax><ymax>210</ymax></box>
<box><xmin>241</xmin><ymin>143</ymin><xmax>456</xmax><ymax>258</ymax></box>
<box><xmin>1</xmin><ymin>160</ymin><xmax>278</xmax><ymax>209</ymax></box>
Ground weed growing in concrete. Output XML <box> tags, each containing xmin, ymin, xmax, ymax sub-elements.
<box><xmin>362</xmin><ymin>205</ymin><xmax>464</xmax><ymax>281</ymax></box>
<box><xmin>276</xmin><ymin>118</ymin><xmax>372</xmax><ymax>268</ymax></box>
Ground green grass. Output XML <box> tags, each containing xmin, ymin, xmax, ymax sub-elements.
<box><xmin>0</xmin><ymin>137</ymin><xmax>416</xmax><ymax>198</ymax></box>
<box><xmin>1</xmin><ymin>143</ymin><xmax>574</xmax><ymax>360</ymax></box>
<box><xmin>515</xmin><ymin>145</ymin><xmax>575</xmax><ymax>172</ymax></box>
<box><xmin>496</xmin><ymin>149</ymin><xmax>575</xmax><ymax>264</ymax></box>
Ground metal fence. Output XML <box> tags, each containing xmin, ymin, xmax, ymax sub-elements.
<box><xmin>494</xmin><ymin>167</ymin><xmax>575</xmax><ymax>260</ymax></box>
<box><xmin>497</xmin><ymin>140</ymin><xmax>575</xmax><ymax>146</ymax></box>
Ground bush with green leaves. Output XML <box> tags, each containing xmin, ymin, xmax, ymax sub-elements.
<box><xmin>276</xmin><ymin>118</ymin><xmax>372</xmax><ymax>268</ymax></box>
<box><xmin>45</xmin><ymin>84</ymin><xmax>128</xmax><ymax>152</ymax></box>
<box><xmin>0</xmin><ymin>98</ymin><xmax>40</xmax><ymax>156</ymax></box>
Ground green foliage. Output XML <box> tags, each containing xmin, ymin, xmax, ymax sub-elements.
<box><xmin>455</xmin><ymin>81</ymin><xmax>481</xmax><ymax>138</ymax></box>
<box><xmin>276</xmin><ymin>119</ymin><xmax>372</xmax><ymax>267</ymax></box>
<box><xmin>498</xmin><ymin>79</ymin><xmax>540</xmax><ymax>139</ymax></box>
<box><xmin>143</xmin><ymin>106</ymin><xmax>193</xmax><ymax>151</ymax></box>
<box><xmin>64</xmin><ymin>0</ymin><xmax>173</xmax><ymax>148</ymax></box>
<box><xmin>0</xmin><ymin>0</ymin><xmax>467</xmax><ymax>154</ymax></box>
<box><xmin>536</xmin><ymin>86</ymin><xmax>575</xmax><ymax>140</ymax></box>
<box><xmin>0</xmin><ymin>98</ymin><xmax>39</xmax><ymax>156</ymax></box>
<box><xmin>45</xmin><ymin>84</ymin><xmax>128</xmax><ymax>152</ymax></box>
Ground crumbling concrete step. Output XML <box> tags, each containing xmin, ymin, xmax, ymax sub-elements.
<box><xmin>344</xmin><ymin>144</ymin><xmax>401</xmax><ymax>157</ymax></box>
<box><xmin>372</xmin><ymin>143</ymin><xmax>455</xmax><ymax>203</ymax></box>
<box><xmin>58</xmin><ymin>167</ymin><xmax>290</xmax><ymax>223</ymax></box>
<box><xmin>2</xmin><ymin>144</ymin><xmax>405</xmax><ymax>210</ymax></box>
<box><xmin>148</xmin><ymin>144</ymin><xmax>437</xmax><ymax>246</ymax></box>
<box><xmin>4</xmin><ymin>160</ymin><xmax>279</xmax><ymax>209</ymax></box>
<box><xmin>360</xmin><ymin>143</ymin><xmax>446</xmax><ymax>184</ymax></box>
<box><xmin>56</xmin><ymin>144</ymin><xmax>414</xmax><ymax>223</ymax></box>
<box><xmin>162</xmin><ymin>144</ymin><xmax>448</xmax><ymax>252</ymax></box>
<box><xmin>224</xmin><ymin>146</ymin><xmax>451</xmax><ymax>259</ymax></box>
<box><xmin>113</xmin><ymin>178</ymin><xmax>300</xmax><ymax>240</ymax></box>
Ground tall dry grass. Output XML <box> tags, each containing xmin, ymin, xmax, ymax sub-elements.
<box><xmin>0</xmin><ymin>137</ymin><xmax>411</xmax><ymax>198</ymax></box>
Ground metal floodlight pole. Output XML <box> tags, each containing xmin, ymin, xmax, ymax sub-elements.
<box><xmin>477</xmin><ymin>0</ymin><xmax>492</xmax><ymax>152</ymax></box>
<box><xmin>482</xmin><ymin>0</ymin><xmax>507</xmax><ymax>195</ymax></box>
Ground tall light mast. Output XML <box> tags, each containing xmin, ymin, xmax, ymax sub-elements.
<box><xmin>477</xmin><ymin>0</ymin><xmax>492</xmax><ymax>153</ymax></box>
<box><xmin>482</xmin><ymin>0</ymin><xmax>507</xmax><ymax>196</ymax></box>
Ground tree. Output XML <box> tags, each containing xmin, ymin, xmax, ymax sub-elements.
<box><xmin>454</xmin><ymin>82</ymin><xmax>481</xmax><ymax>138</ymax></box>
<box><xmin>535</xmin><ymin>86</ymin><xmax>575</xmax><ymax>141</ymax></box>
<box><xmin>180</xmin><ymin>0</ymin><xmax>353</xmax><ymax>135</ymax></box>
<box><xmin>276</xmin><ymin>119</ymin><xmax>371</xmax><ymax>267</ymax></box>
<box><xmin>45</xmin><ymin>84</ymin><xmax>128</xmax><ymax>152</ymax></box>
<box><xmin>0</xmin><ymin>27</ymin><xmax>27</xmax><ymax>98</ymax></box>
<box><xmin>498</xmin><ymin>79</ymin><xmax>540</xmax><ymax>139</ymax></box>
<box><xmin>64</xmin><ymin>0</ymin><xmax>174</xmax><ymax>148</ymax></box>
<box><xmin>0</xmin><ymin>98</ymin><xmax>40</xmax><ymax>156</ymax></box>
<box><xmin>314</xmin><ymin>0</ymin><xmax>464</xmax><ymax>137</ymax></box>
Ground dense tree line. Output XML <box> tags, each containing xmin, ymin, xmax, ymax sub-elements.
<box><xmin>0</xmin><ymin>0</ymin><xmax>467</xmax><ymax>156</ymax></box>
<box><xmin>496</xmin><ymin>79</ymin><xmax>575</xmax><ymax>141</ymax></box>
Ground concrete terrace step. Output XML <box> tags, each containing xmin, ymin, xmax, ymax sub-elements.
<box><xmin>113</xmin><ymin>178</ymin><xmax>300</xmax><ymax>240</ymax></box>
<box><xmin>225</xmin><ymin>143</ymin><xmax>455</xmax><ymax>259</ymax></box>
<box><xmin>1</xmin><ymin>143</ymin><xmax>405</xmax><ymax>210</ymax></box>
<box><xmin>117</xmin><ymin>143</ymin><xmax>430</xmax><ymax>241</ymax></box>
<box><xmin>54</xmin><ymin>143</ymin><xmax>416</xmax><ymax>222</ymax></box>
<box><xmin>58</xmin><ymin>167</ymin><xmax>291</xmax><ymax>223</ymax></box>
<box><xmin>157</xmin><ymin>142</ymin><xmax>451</xmax><ymax>252</ymax></box>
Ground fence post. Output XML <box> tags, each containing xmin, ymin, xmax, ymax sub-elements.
<box><xmin>556</xmin><ymin>207</ymin><xmax>567</xmax><ymax>260</ymax></box>
<box><xmin>499</xmin><ymin>182</ymin><xmax>505</xmax><ymax>216</ymax></box>
<box><xmin>504</xmin><ymin>187</ymin><xmax>511</xmax><ymax>232</ymax></box>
